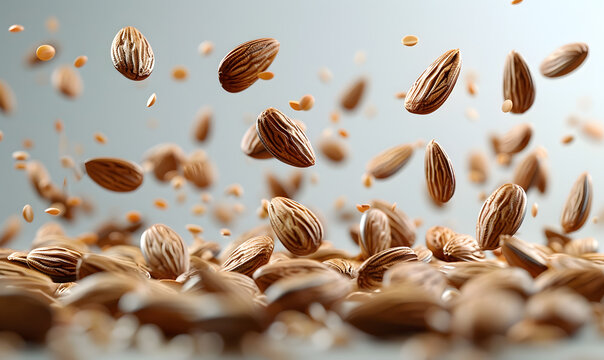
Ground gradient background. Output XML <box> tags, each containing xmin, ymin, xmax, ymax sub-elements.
<box><xmin>2</xmin><ymin>1</ymin><xmax>604</xmax><ymax>358</ymax></box>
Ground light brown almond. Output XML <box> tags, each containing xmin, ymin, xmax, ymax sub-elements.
<box><xmin>564</xmin><ymin>237</ymin><xmax>598</xmax><ymax>257</ymax></box>
<box><xmin>241</xmin><ymin>123</ymin><xmax>273</xmax><ymax>160</ymax></box>
<box><xmin>492</xmin><ymin>123</ymin><xmax>533</xmax><ymax>155</ymax></box>
<box><xmin>318</xmin><ymin>135</ymin><xmax>348</xmax><ymax>163</ymax></box>
<box><xmin>468</xmin><ymin>151</ymin><xmax>489</xmax><ymax>184</ymax></box>
<box><xmin>26</xmin><ymin>246</ymin><xmax>83</xmax><ymax>282</ymax></box>
<box><xmin>340</xmin><ymin>77</ymin><xmax>367</xmax><ymax>111</ymax></box>
<box><xmin>442</xmin><ymin>234</ymin><xmax>485</xmax><ymax>262</ymax></box>
<box><xmin>476</xmin><ymin>183</ymin><xmax>527</xmax><ymax>250</ymax></box>
<box><xmin>512</xmin><ymin>151</ymin><xmax>540</xmax><ymax>192</ymax></box>
<box><xmin>76</xmin><ymin>253</ymin><xmax>149</xmax><ymax>280</ymax></box>
<box><xmin>366</xmin><ymin>143</ymin><xmax>414</xmax><ymax>179</ymax></box>
<box><xmin>536</xmin><ymin>267</ymin><xmax>604</xmax><ymax>302</ymax></box>
<box><xmin>425</xmin><ymin>225</ymin><xmax>456</xmax><ymax>260</ymax></box>
<box><xmin>268</xmin><ymin>197</ymin><xmax>323</xmax><ymax>256</ymax></box>
<box><xmin>85</xmin><ymin>157</ymin><xmax>144</xmax><ymax>192</ymax></box>
<box><xmin>503</xmin><ymin>50</ymin><xmax>535</xmax><ymax>114</ymax></box>
<box><xmin>560</xmin><ymin>172</ymin><xmax>592</xmax><ymax>233</ymax></box>
<box><xmin>0</xmin><ymin>79</ymin><xmax>16</xmax><ymax>114</ymax></box>
<box><xmin>51</xmin><ymin>65</ymin><xmax>82</xmax><ymax>98</ymax></box>
<box><xmin>111</xmin><ymin>26</ymin><xmax>154</xmax><ymax>80</ymax></box>
<box><xmin>405</xmin><ymin>49</ymin><xmax>461</xmax><ymax>115</ymax></box>
<box><xmin>371</xmin><ymin>199</ymin><xmax>416</xmax><ymax>247</ymax></box>
<box><xmin>322</xmin><ymin>258</ymin><xmax>358</xmax><ymax>279</ymax></box>
<box><xmin>359</xmin><ymin>209</ymin><xmax>392</xmax><ymax>258</ymax></box>
<box><xmin>256</xmin><ymin>107</ymin><xmax>315</xmax><ymax>167</ymax></box>
<box><xmin>501</xmin><ymin>235</ymin><xmax>548</xmax><ymax>277</ymax></box>
<box><xmin>22</xmin><ymin>204</ymin><xmax>34</xmax><ymax>223</ymax></box>
<box><xmin>222</xmin><ymin>236</ymin><xmax>274</xmax><ymax>277</ymax></box>
<box><xmin>192</xmin><ymin>107</ymin><xmax>212</xmax><ymax>142</ymax></box>
<box><xmin>540</xmin><ymin>42</ymin><xmax>588</xmax><ymax>78</ymax></box>
<box><xmin>252</xmin><ymin>259</ymin><xmax>331</xmax><ymax>292</ymax></box>
<box><xmin>140</xmin><ymin>224</ymin><xmax>189</xmax><ymax>279</ymax></box>
<box><xmin>425</xmin><ymin>139</ymin><xmax>456</xmax><ymax>204</ymax></box>
<box><xmin>357</xmin><ymin>247</ymin><xmax>418</xmax><ymax>289</ymax></box>
<box><xmin>182</xmin><ymin>150</ymin><xmax>215</xmax><ymax>188</ymax></box>
<box><xmin>143</xmin><ymin>143</ymin><xmax>186</xmax><ymax>182</ymax></box>
<box><xmin>218</xmin><ymin>38</ymin><xmax>279</xmax><ymax>93</ymax></box>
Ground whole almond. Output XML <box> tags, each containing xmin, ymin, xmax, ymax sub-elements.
<box><xmin>0</xmin><ymin>288</ymin><xmax>53</xmax><ymax>342</ymax></box>
<box><xmin>26</xmin><ymin>246</ymin><xmax>83</xmax><ymax>282</ymax></box>
<box><xmin>366</xmin><ymin>143</ymin><xmax>414</xmax><ymax>179</ymax></box>
<box><xmin>544</xmin><ymin>228</ymin><xmax>572</xmax><ymax>252</ymax></box>
<box><xmin>318</xmin><ymin>135</ymin><xmax>348</xmax><ymax>163</ymax></box>
<box><xmin>512</xmin><ymin>152</ymin><xmax>540</xmax><ymax>191</ymax></box>
<box><xmin>560</xmin><ymin>172</ymin><xmax>592</xmax><ymax>233</ymax></box>
<box><xmin>182</xmin><ymin>150</ymin><xmax>215</xmax><ymax>188</ymax></box>
<box><xmin>442</xmin><ymin>234</ymin><xmax>485</xmax><ymax>262</ymax></box>
<box><xmin>500</xmin><ymin>235</ymin><xmax>548</xmax><ymax>277</ymax></box>
<box><xmin>143</xmin><ymin>143</ymin><xmax>186</xmax><ymax>182</ymax></box>
<box><xmin>357</xmin><ymin>246</ymin><xmax>418</xmax><ymax>289</ymax></box>
<box><xmin>218</xmin><ymin>38</ymin><xmax>280</xmax><ymax>93</ymax></box>
<box><xmin>536</xmin><ymin>267</ymin><xmax>604</xmax><ymax>302</ymax></box>
<box><xmin>492</xmin><ymin>123</ymin><xmax>533</xmax><ymax>155</ymax></box>
<box><xmin>340</xmin><ymin>77</ymin><xmax>367</xmax><ymax>111</ymax></box>
<box><xmin>564</xmin><ymin>237</ymin><xmax>598</xmax><ymax>257</ymax></box>
<box><xmin>268</xmin><ymin>197</ymin><xmax>323</xmax><ymax>255</ymax></box>
<box><xmin>76</xmin><ymin>253</ymin><xmax>150</xmax><ymax>280</ymax></box>
<box><xmin>192</xmin><ymin>107</ymin><xmax>212</xmax><ymax>142</ymax></box>
<box><xmin>405</xmin><ymin>49</ymin><xmax>461</xmax><ymax>115</ymax></box>
<box><xmin>241</xmin><ymin>123</ymin><xmax>273</xmax><ymax>159</ymax></box>
<box><xmin>425</xmin><ymin>139</ymin><xmax>456</xmax><ymax>204</ymax></box>
<box><xmin>140</xmin><ymin>224</ymin><xmax>189</xmax><ymax>279</ymax></box>
<box><xmin>85</xmin><ymin>157</ymin><xmax>144</xmax><ymax>192</ymax></box>
<box><xmin>371</xmin><ymin>199</ymin><xmax>416</xmax><ymax>247</ymax></box>
<box><xmin>0</xmin><ymin>79</ymin><xmax>16</xmax><ymax>114</ymax></box>
<box><xmin>359</xmin><ymin>209</ymin><xmax>392</xmax><ymax>258</ymax></box>
<box><xmin>383</xmin><ymin>262</ymin><xmax>448</xmax><ymax>298</ymax></box>
<box><xmin>439</xmin><ymin>260</ymin><xmax>506</xmax><ymax>288</ymax></box>
<box><xmin>425</xmin><ymin>225</ymin><xmax>456</xmax><ymax>260</ymax></box>
<box><xmin>256</xmin><ymin>107</ymin><xmax>315</xmax><ymax>167</ymax></box>
<box><xmin>476</xmin><ymin>183</ymin><xmax>527</xmax><ymax>250</ymax></box>
<box><xmin>540</xmin><ymin>42</ymin><xmax>588</xmax><ymax>78</ymax></box>
<box><xmin>222</xmin><ymin>236</ymin><xmax>274</xmax><ymax>277</ymax></box>
<box><xmin>468</xmin><ymin>151</ymin><xmax>489</xmax><ymax>184</ymax></box>
<box><xmin>503</xmin><ymin>50</ymin><xmax>535</xmax><ymax>114</ymax></box>
<box><xmin>322</xmin><ymin>258</ymin><xmax>358</xmax><ymax>279</ymax></box>
<box><xmin>253</xmin><ymin>258</ymin><xmax>331</xmax><ymax>292</ymax></box>
<box><xmin>111</xmin><ymin>26</ymin><xmax>154</xmax><ymax>80</ymax></box>
<box><xmin>51</xmin><ymin>65</ymin><xmax>83</xmax><ymax>98</ymax></box>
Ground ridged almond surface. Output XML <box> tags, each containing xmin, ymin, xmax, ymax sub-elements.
<box><xmin>240</xmin><ymin>123</ymin><xmax>273</xmax><ymax>159</ymax></box>
<box><xmin>439</xmin><ymin>260</ymin><xmax>506</xmax><ymax>288</ymax></box>
<box><xmin>503</xmin><ymin>50</ymin><xmax>535</xmax><ymax>114</ymax></box>
<box><xmin>111</xmin><ymin>26</ymin><xmax>154</xmax><ymax>81</ymax></box>
<box><xmin>222</xmin><ymin>235</ymin><xmax>274</xmax><ymax>277</ymax></box>
<box><xmin>0</xmin><ymin>79</ymin><xmax>16</xmax><ymax>114</ymax></box>
<box><xmin>366</xmin><ymin>144</ymin><xmax>413</xmax><ymax>179</ymax></box>
<box><xmin>85</xmin><ymin>157</ymin><xmax>144</xmax><ymax>192</ymax></box>
<box><xmin>359</xmin><ymin>209</ymin><xmax>391</xmax><ymax>259</ymax></box>
<box><xmin>143</xmin><ymin>143</ymin><xmax>186</xmax><ymax>182</ymax></box>
<box><xmin>383</xmin><ymin>262</ymin><xmax>448</xmax><ymax>298</ymax></box>
<box><xmin>256</xmin><ymin>107</ymin><xmax>315</xmax><ymax>167</ymax></box>
<box><xmin>371</xmin><ymin>199</ymin><xmax>416</xmax><ymax>247</ymax></box>
<box><xmin>340</xmin><ymin>77</ymin><xmax>367</xmax><ymax>111</ymax></box>
<box><xmin>26</xmin><ymin>246</ymin><xmax>83</xmax><ymax>282</ymax></box>
<box><xmin>405</xmin><ymin>49</ymin><xmax>461</xmax><ymax>115</ymax></box>
<box><xmin>268</xmin><ymin>197</ymin><xmax>323</xmax><ymax>256</ymax></box>
<box><xmin>540</xmin><ymin>42</ymin><xmax>588</xmax><ymax>78</ymax></box>
<box><xmin>357</xmin><ymin>246</ymin><xmax>418</xmax><ymax>289</ymax></box>
<box><xmin>564</xmin><ymin>237</ymin><xmax>598</xmax><ymax>257</ymax></box>
<box><xmin>51</xmin><ymin>65</ymin><xmax>83</xmax><ymax>98</ymax></box>
<box><xmin>492</xmin><ymin>123</ymin><xmax>533</xmax><ymax>155</ymax></box>
<box><xmin>476</xmin><ymin>183</ymin><xmax>527</xmax><ymax>250</ymax></box>
<box><xmin>536</xmin><ymin>267</ymin><xmax>604</xmax><ymax>302</ymax></box>
<box><xmin>500</xmin><ymin>235</ymin><xmax>548</xmax><ymax>277</ymax></box>
<box><xmin>425</xmin><ymin>225</ymin><xmax>456</xmax><ymax>260</ymax></box>
<box><xmin>252</xmin><ymin>258</ymin><xmax>331</xmax><ymax>292</ymax></box>
<box><xmin>512</xmin><ymin>152</ymin><xmax>540</xmax><ymax>192</ymax></box>
<box><xmin>442</xmin><ymin>234</ymin><xmax>485</xmax><ymax>262</ymax></box>
<box><xmin>218</xmin><ymin>38</ymin><xmax>280</xmax><ymax>93</ymax></box>
<box><xmin>140</xmin><ymin>224</ymin><xmax>189</xmax><ymax>279</ymax></box>
<box><xmin>560</xmin><ymin>172</ymin><xmax>592</xmax><ymax>233</ymax></box>
<box><xmin>76</xmin><ymin>253</ymin><xmax>149</xmax><ymax>280</ymax></box>
<box><xmin>425</xmin><ymin>139</ymin><xmax>456</xmax><ymax>204</ymax></box>
<box><xmin>322</xmin><ymin>258</ymin><xmax>358</xmax><ymax>279</ymax></box>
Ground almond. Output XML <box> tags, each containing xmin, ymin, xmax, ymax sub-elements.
<box><xmin>0</xmin><ymin>79</ymin><xmax>16</xmax><ymax>114</ymax></box>
<box><xmin>241</xmin><ymin>123</ymin><xmax>273</xmax><ymax>159</ymax></box>
<box><xmin>468</xmin><ymin>151</ymin><xmax>489</xmax><ymax>184</ymax></box>
<box><xmin>425</xmin><ymin>139</ymin><xmax>456</xmax><ymax>204</ymax></box>
<box><xmin>222</xmin><ymin>236</ymin><xmax>274</xmax><ymax>277</ymax></box>
<box><xmin>536</xmin><ymin>267</ymin><xmax>604</xmax><ymax>302</ymax></box>
<box><xmin>503</xmin><ymin>50</ymin><xmax>535</xmax><ymax>114</ymax></box>
<box><xmin>442</xmin><ymin>234</ymin><xmax>485</xmax><ymax>262</ymax></box>
<box><xmin>425</xmin><ymin>225</ymin><xmax>456</xmax><ymax>260</ymax></box>
<box><xmin>192</xmin><ymin>107</ymin><xmax>212</xmax><ymax>142</ymax></box>
<box><xmin>140</xmin><ymin>224</ymin><xmax>189</xmax><ymax>279</ymax></box>
<box><xmin>564</xmin><ymin>237</ymin><xmax>598</xmax><ymax>257</ymax></box>
<box><xmin>268</xmin><ymin>197</ymin><xmax>323</xmax><ymax>256</ymax></box>
<box><xmin>405</xmin><ymin>49</ymin><xmax>461</xmax><ymax>115</ymax></box>
<box><xmin>182</xmin><ymin>150</ymin><xmax>215</xmax><ymax>188</ymax></box>
<box><xmin>366</xmin><ymin>143</ymin><xmax>414</xmax><ymax>179</ymax></box>
<box><xmin>359</xmin><ymin>209</ymin><xmax>392</xmax><ymax>258</ymax></box>
<box><xmin>492</xmin><ymin>123</ymin><xmax>533</xmax><ymax>155</ymax></box>
<box><xmin>476</xmin><ymin>184</ymin><xmax>527</xmax><ymax>250</ymax></box>
<box><xmin>357</xmin><ymin>246</ymin><xmax>418</xmax><ymax>289</ymax></box>
<box><xmin>560</xmin><ymin>172</ymin><xmax>592</xmax><ymax>233</ymax></box>
<box><xmin>512</xmin><ymin>151</ymin><xmax>541</xmax><ymax>192</ymax></box>
<box><xmin>322</xmin><ymin>258</ymin><xmax>358</xmax><ymax>279</ymax></box>
<box><xmin>111</xmin><ymin>26</ymin><xmax>154</xmax><ymax>80</ymax></box>
<box><xmin>371</xmin><ymin>199</ymin><xmax>416</xmax><ymax>247</ymax></box>
<box><xmin>85</xmin><ymin>157</ymin><xmax>144</xmax><ymax>192</ymax></box>
<box><xmin>540</xmin><ymin>42</ymin><xmax>588</xmax><ymax>78</ymax></box>
<box><xmin>26</xmin><ymin>246</ymin><xmax>83</xmax><ymax>282</ymax></box>
<box><xmin>318</xmin><ymin>135</ymin><xmax>348</xmax><ymax>163</ymax></box>
<box><xmin>340</xmin><ymin>77</ymin><xmax>367</xmax><ymax>111</ymax></box>
<box><xmin>51</xmin><ymin>65</ymin><xmax>83</xmax><ymax>98</ymax></box>
<box><xmin>500</xmin><ymin>235</ymin><xmax>548</xmax><ymax>277</ymax></box>
<box><xmin>252</xmin><ymin>259</ymin><xmax>331</xmax><ymax>292</ymax></box>
<box><xmin>256</xmin><ymin>107</ymin><xmax>315</xmax><ymax>167</ymax></box>
<box><xmin>76</xmin><ymin>253</ymin><xmax>150</xmax><ymax>280</ymax></box>
<box><xmin>218</xmin><ymin>38</ymin><xmax>280</xmax><ymax>93</ymax></box>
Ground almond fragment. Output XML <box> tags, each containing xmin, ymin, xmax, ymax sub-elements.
<box><xmin>73</xmin><ymin>55</ymin><xmax>88</xmax><ymax>68</ymax></box>
<box><xmin>36</xmin><ymin>45</ymin><xmax>55</xmax><ymax>61</ymax></box>
<box><xmin>22</xmin><ymin>204</ymin><xmax>34</xmax><ymax>223</ymax></box>
<box><xmin>258</xmin><ymin>71</ymin><xmax>274</xmax><ymax>80</ymax></box>
<box><xmin>401</xmin><ymin>35</ymin><xmax>419</xmax><ymax>47</ymax></box>
<box><xmin>146</xmin><ymin>93</ymin><xmax>156</xmax><ymax>107</ymax></box>
<box><xmin>8</xmin><ymin>24</ymin><xmax>24</xmax><ymax>33</ymax></box>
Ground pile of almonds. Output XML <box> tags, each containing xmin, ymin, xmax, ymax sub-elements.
<box><xmin>1</xmin><ymin>16</ymin><xmax>603</xmax><ymax>359</ymax></box>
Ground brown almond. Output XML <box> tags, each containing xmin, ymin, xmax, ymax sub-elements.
<box><xmin>544</xmin><ymin>228</ymin><xmax>572</xmax><ymax>253</ymax></box>
<box><xmin>442</xmin><ymin>234</ymin><xmax>485</xmax><ymax>262</ymax></box>
<box><xmin>359</xmin><ymin>209</ymin><xmax>392</xmax><ymax>258</ymax></box>
<box><xmin>512</xmin><ymin>151</ymin><xmax>542</xmax><ymax>192</ymax></box>
<box><xmin>357</xmin><ymin>246</ymin><xmax>418</xmax><ymax>289</ymax></box>
<box><xmin>256</xmin><ymin>107</ymin><xmax>315</xmax><ymax>167</ymax></box>
<box><xmin>241</xmin><ymin>123</ymin><xmax>273</xmax><ymax>159</ymax></box>
<box><xmin>503</xmin><ymin>50</ymin><xmax>535</xmax><ymax>114</ymax></box>
<box><xmin>425</xmin><ymin>139</ymin><xmax>456</xmax><ymax>204</ymax></box>
<box><xmin>405</xmin><ymin>49</ymin><xmax>461</xmax><ymax>115</ymax></box>
<box><xmin>366</xmin><ymin>143</ymin><xmax>414</xmax><ymax>179</ymax></box>
<box><xmin>111</xmin><ymin>26</ymin><xmax>154</xmax><ymax>81</ymax></box>
<box><xmin>476</xmin><ymin>183</ymin><xmax>527</xmax><ymax>250</ymax></box>
<box><xmin>536</xmin><ymin>267</ymin><xmax>604</xmax><ymax>302</ymax></box>
<box><xmin>322</xmin><ymin>258</ymin><xmax>358</xmax><ymax>279</ymax></box>
<box><xmin>383</xmin><ymin>262</ymin><xmax>448</xmax><ymax>298</ymax></box>
<box><xmin>340</xmin><ymin>77</ymin><xmax>367</xmax><ymax>111</ymax></box>
<box><xmin>438</xmin><ymin>260</ymin><xmax>506</xmax><ymax>288</ymax></box>
<box><xmin>76</xmin><ymin>253</ymin><xmax>150</xmax><ymax>280</ymax></box>
<box><xmin>26</xmin><ymin>246</ymin><xmax>83</xmax><ymax>282</ymax></box>
<box><xmin>51</xmin><ymin>65</ymin><xmax>83</xmax><ymax>98</ymax></box>
<box><xmin>492</xmin><ymin>123</ymin><xmax>533</xmax><ymax>155</ymax></box>
<box><xmin>560</xmin><ymin>172</ymin><xmax>592</xmax><ymax>233</ymax></box>
<box><xmin>140</xmin><ymin>224</ymin><xmax>189</xmax><ymax>279</ymax></box>
<box><xmin>222</xmin><ymin>236</ymin><xmax>274</xmax><ymax>277</ymax></box>
<box><xmin>468</xmin><ymin>151</ymin><xmax>489</xmax><ymax>184</ymax></box>
<box><xmin>526</xmin><ymin>289</ymin><xmax>591</xmax><ymax>335</ymax></box>
<box><xmin>501</xmin><ymin>235</ymin><xmax>548</xmax><ymax>277</ymax></box>
<box><xmin>540</xmin><ymin>42</ymin><xmax>588</xmax><ymax>78</ymax></box>
<box><xmin>318</xmin><ymin>135</ymin><xmax>348</xmax><ymax>163</ymax></box>
<box><xmin>564</xmin><ymin>237</ymin><xmax>598</xmax><ymax>257</ymax></box>
<box><xmin>85</xmin><ymin>157</ymin><xmax>144</xmax><ymax>192</ymax></box>
<box><xmin>268</xmin><ymin>197</ymin><xmax>323</xmax><ymax>256</ymax></box>
<box><xmin>192</xmin><ymin>107</ymin><xmax>212</xmax><ymax>142</ymax></box>
<box><xmin>371</xmin><ymin>199</ymin><xmax>416</xmax><ymax>247</ymax></box>
<box><xmin>0</xmin><ymin>288</ymin><xmax>53</xmax><ymax>342</ymax></box>
<box><xmin>252</xmin><ymin>259</ymin><xmax>331</xmax><ymax>292</ymax></box>
<box><xmin>218</xmin><ymin>38</ymin><xmax>280</xmax><ymax>93</ymax></box>
<box><xmin>425</xmin><ymin>225</ymin><xmax>456</xmax><ymax>260</ymax></box>
<box><xmin>182</xmin><ymin>150</ymin><xmax>215</xmax><ymax>188</ymax></box>
<box><xmin>0</xmin><ymin>79</ymin><xmax>16</xmax><ymax>114</ymax></box>
<box><xmin>143</xmin><ymin>143</ymin><xmax>186</xmax><ymax>182</ymax></box>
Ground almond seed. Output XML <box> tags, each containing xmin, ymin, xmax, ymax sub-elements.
<box><xmin>359</xmin><ymin>209</ymin><xmax>392</xmax><ymax>258</ymax></box>
<box><xmin>540</xmin><ymin>42</ymin><xmax>588</xmax><ymax>78</ymax></box>
<box><xmin>401</xmin><ymin>35</ymin><xmax>419</xmax><ymax>47</ymax></box>
<box><xmin>366</xmin><ymin>143</ymin><xmax>414</xmax><ymax>179</ymax></box>
<box><xmin>140</xmin><ymin>224</ymin><xmax>189</xmax><ymax>279</ymax></box>
<box><xmin>268</xmin><ymin>197</ymin><xmax>323</xmax><ymax>256</ymax></box>
<box><xmin>340</xmin><ymin>77</ymin><xmax>367</xmax><ymax>111</ymax></box>
<box><xmin>36</xmin><ymin>45</ymin><xmax>55</xmax><ymax>61</ymax></box>
<box><xmin>85</xmin><ymin>157</ymin><xmax>144</xmax><ymax>192</ymax></box>
<box><xmin>22</xmin><ymin>204</ymin><xmax>34</xmax><ymax>223</ymax></box>
<box><xmin>424</xmin><ymin>139</ymin><xmax>456</xmax><ymax>204</ymax></box>
<box><xmin>146</xmin><ymin>93</ymin><xmax>156</xmax><ymax>107</ymax></box>
<box><xmin>73</xmin><ymin>55</ymin><xmax>88</xmax><ymax>68</ymax></box>
<box><xmin>503</xmin><ymin>50</ymin><xmax>535</xmax><ymax>114</ymax></box>
<box><xmin>560</xmin><ymin>172</ymin><xmax>592</xmax><ymax>233</ymax></box>
<box><xmin>111</xmin><ymin>26</ymin><xmax>154</xmax><ymax>81</ymax></box>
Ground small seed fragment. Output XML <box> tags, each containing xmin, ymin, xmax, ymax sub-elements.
<box><xmin>258</xmin><ymin>71</ymin><xmax>274</xmax><ymax>80</ymax></box>
<box><xmin>356</xmin><ymin>204</ymin><xmax>371</xmax><ymax>213</ymax></box>
<box><xmin>299</xmin><ymin>95</ymin><xmax>315</xmax><ymax>111</ymax></box>
<box><xmin>36</xmin><ymin>45</ymin><xmax>55</xmax><ymax>61</ymax></box>
<box><xmin>22</xmin><ymin>204</ymin><xmax>34</xmax><ymax>223</ymax></box>
<box><xmin>45</xmin><ymin>207</ymin><xmax>61</xmax><ymax>216</ymax></box>
<box><xmin>8</xmin><ymin>25</ymin><xmax>24</xmax><ymax>33</ymax></box>
<box><xmin>198</xmin><ymin>41</ymin><xmax>214</xmax><ymax>56</ymax></box>
<box><xmin>502</xmin><ymin>99</ymin><xmax>513</xmax><ymax>113</ymax></box>
<box><xmin>532</xmin><ymin>203</ymin><xmax>539</xmax><ymax>218</ymax></box>
<box><xmin>221</xmin><ymin>228</ymin><xmax>231</xmax><ymax>237</ymax></box>
<box><xmin>561</xmin><ymin>134</ymin><xmax>574</xmax><ymax>144</ymax></box>
<box><xmin>401</xmin><ymin>35</ymin><xmax>419</xmax><ymax>47</ymax></box>
<box><xmin>154</xmin><ymin>198</ymin><xmax>168</xmax><ymax>210</ymax></box>
<box><xmin>171</xmin><ymin>66</ymin><xmax>188</xmax><ymax>81</ymax></box>
<box><xmin>93</xmin><ymin>132</ymin><xmax>107</xmax><ymax>144</ymax></box>
<box><xmin>73</xmin><ymin>55</ymin><xmax>88</xmax><ymax>68</ymax></box>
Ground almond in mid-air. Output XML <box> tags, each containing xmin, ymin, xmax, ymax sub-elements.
<box><xmin>424</xmin><ymin>139</ymin><xmax>456</xmax><ymax>204</ymax></box>
<box><xmin>503</xmin><ymin>50</ymin><xmax>535</xmax><ymax>114</ymax></box>
<box><xmin>540</xmin><ymin>42</ymin><xmax>588</xmax><ymax>78</ymax></box>
<box><xmin>268</xmin><ymin>197</ymin><xmax>323</xmax><ymax>256</ymax></box>
<box><xmin>111</xmin><ymin>26</ymin><xmax>155</xmax><ymax>81</ymax></box>
<box><xmin>85</xmin><ymin>157</ymin><xmax>144</xmax><ymax>192</ymax></box>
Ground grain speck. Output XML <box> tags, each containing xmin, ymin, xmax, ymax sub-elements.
<box><xmin>258</xmin><ymin>71</ymin><xmax>274</xmax><ymax>80</ymax></box>
<box><xmin>502</xmin><ymin>99</ymin><xmax>513</xmax><ymax>113</ymax></box>
<box><xmin>22</xmin><ymin>204</ymin><xmax>34</xmax><ymax>223</ymax></box>
<box><xmin>154</xmin><ymin>198</ymin><xmax>168</xmax><ymax>210</ymax></box>
<box><xmin>147</xmin><ymin>93</ymin><xmax>157</xmax><ymax>107</ymax></box>
<box><xmin>8</xmin><ymin>24</ymin><xmax>24</xmax><ymax>33</ymax></box>
<box><xmin>531</xmin><ymin>203</ymin><xmax>538</xmax><ymax>218</ymax></box>
<box><xmin>74</xmin><ymin>55</ymin><xmax>88</xmax><ymax>68</ymax></box>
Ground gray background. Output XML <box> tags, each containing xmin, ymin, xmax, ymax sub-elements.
<box><xmin>3</xmin><ymin>0</ymin><xmax>604</xmax><ymax>358</ymax></box>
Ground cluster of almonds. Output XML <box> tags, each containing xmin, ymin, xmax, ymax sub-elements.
<box><xmin>0</xmin><ymin>16</ymin><xmax>603</xmax><ymax>358</ymax></box>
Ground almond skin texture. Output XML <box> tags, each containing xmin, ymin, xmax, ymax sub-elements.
<box><xmin>476</xmin><ymin>184</ymin><xmax>527</xmax><ymax>250</ymax></box>
<box><xmin>192</xmin><ymin>107</ymin><xmax>212</xmax><ymax>142</ymax></box>
<box><xmin>256</xmin><ymin>107</ymin><xmax>315</xmax><ymax>167</ymax></box>
<box><xmin>26</xmin><ymin>246</ymin><xmax>83</xmax><ymax>282</ymax></box>
<box><xmin>503</xmin><ymin>50</ymin><xmax>535</xmax><ymax>114</ymax></box>
<box><xmin>218</xmin><ymin>38</ymin><xmax>280</xmax><ymax>93</ymax></box>
<box><xmin>140</xmin><ymin>224</ymin><xmax>189</xmax><ymax>279</ymax></box>
<box><xmin>560</xmin><ymin>172</ymin><xmax>592</xmax><ymax>234</ymax></box>
<box><xmin>425</xmin><ymin>139</ymin><xmax>456</xmax><ymax>204</ymax></box>
<box><xmin>85</xmin><ymin>157</ymin><xmax>144</xmax><ymax>192</ymax></box>
<box><xmin>442</xmin><ymin>234</ymin><xmax>485</xmax><ymax>262</ymax></box>
<box><xmin>366</xmin><ymin>144</ymin><xmax>414</xmax><ymax>179</ymax></box>
<box><xmin>268</xmin><ymin>197</ymin><xmax>323</xmax><ymax>256</ymax></box>
<box><xmin>357</xmin><ymin>247</ymin><xmax>418</xmax><ymax>290</ymax></box>
<box><xmin>540</xmin><ymin>42</ymin><xmax>588</xmax><ymax>78</ymax></box>
<box><xmin>240</xmin><ymin>123</ymin><xmax>273</xmax><ymax>159</ymax></box>
<box><xmin>405</xmin><ymin>49</ymin><xmax>461</xmax><ymax>115</ymax></box>
<box><xmin>500</xmin><ymin>235</ymin><xmax>548</xmax><ymax>277</ymax></box>
<box><xmin>111</xmin><ymin>26</ymin><xmax>154</xmax><ymax>81</ymax></box>
<box><xmin>492</xmin><ymin>123</ymin><xmax>533</xmax><ymax>155</ymax></box>
<box><xmin>340</xmin><ymin>77</ymin><xmax>367</xmax><ymax>111</ymax></box>
<box><xmin>425</xmin><ymin>225</ymin><xmax>456</xmax><ymax>260</ymax></box>
<box><xmin>370</xmin><ymin>199</ymin><xmax>416</xmax><ymax>247</ymax></box>
<box><xmin>222</xmin><ymin>236</ymin><xmax>274</xmax><ymax>277</ymax></box>
<box><xmin>359</xmin><ymin>209</ymin><xmax>392</xmax><ymax>259</ymax></box>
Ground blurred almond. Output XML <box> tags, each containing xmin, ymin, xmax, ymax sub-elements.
<box><xmin>560</xmin><ymin>172</ymin><xmax>592</xmax><ymax>233</ymax></box>
<box><xmin>366</xmin><ymin>143</ymin><xmax>413</xmax><ymax>179</ymax></box>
